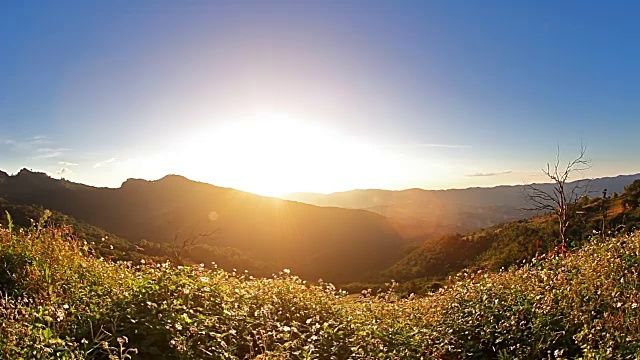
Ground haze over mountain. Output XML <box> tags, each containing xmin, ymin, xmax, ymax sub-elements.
<box><xmin>0</xmin><ymin>168</ymin><xmax>404</xmax><ymax>283</ymax></box>
<box><xmin>3</xmin><ymin>166</ymin><xmax>640</xmax><ymax>294</ymax></box>
<box><xmin>284</xmin><ymin>173</ymin><xmax>640</xmax><ymax>240</ymax></box>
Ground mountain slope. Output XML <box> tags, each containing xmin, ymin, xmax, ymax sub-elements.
<box><xmin>0</xmin><ymin>169</ymin><xmax>405</xmax><ymax>283</ymax></box>
<box><xmin>284</xmin><ymin>173</ymin><xmax>640</xmax><ymax>240</ymax></box>
<box><xmin>385</xmin><ymin>181</ymin><xmax>640</xmax><ymax>294</ymax></box>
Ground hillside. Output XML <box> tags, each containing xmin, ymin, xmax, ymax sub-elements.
<box><xmin>0</xmin><ymin>169</ymin><xmax>405</xmax><ymax>284</ymax></box>
<box><xmin>0</xmin><ymin>199</ymin><xmax>140</xmax><ymax>260</ymax></box>
<box><xmin>2</xmin><ymin>218</ymin><xmax>640</xmax><ymax>358</ymax></box>
<box><xmin>383</xmin><ymin>181</ymin><xmax>640</xmax><ymax>294</ymax></box>
<box><xmin>284</xmin><ymin>173</ymin><xmax>640</xmax><ymax>240</ymax></box>
<box><xmin>3</xmin><ymin>168</ymin><xmax>639</xmax><ymax>290</ymax></box>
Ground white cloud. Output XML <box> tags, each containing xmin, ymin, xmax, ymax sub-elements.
<box><xmin>58</xmin><ymin>161</ymin><xmax>79</xmax><ymax>166</ymax></box>
<box><xmin>379</xmin><ymin>143</ymin><xmax>472</xmax><ymax>149</ymax></box>
<box><xmin>465</xmin><ymin>170</ymin><xmax>513</xmax><ymax>177</ymax></box>
<box><xmin>39</xmin><ymin>152</ymin><xmax>64</xmax><ymax>159</ymax></box>
<box><xmin>93</xmin><ymin>158</ymin><xmax>116</xmax><ymax>168</ymax></box>
<box><xmin>413</xmin><ymin>143</ymin><xmax>472</xmax><ymax>149</ymax></box>
<box><xmin>32</xmin><ymin>148</ymin><xmax>70</xmax><ymax>159</ymax></box>
<box><xmin>57</xmin><ymin>167</ymin><xmax>72</xmax><ymax>176</ymax></box>
<box><xmin>1</xmin><ymin>136</ymin><xmax>51</xmax><ymax>149</ymax></box>
<box><xmin>36</xmin><ymin>147</ymin><xmax>69</xmax><ymax>153</ymax></box>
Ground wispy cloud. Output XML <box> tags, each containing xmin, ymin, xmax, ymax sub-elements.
<box><xmin>379</xmin><ymin>143</ymin><xmax>472</xmax><ymax>149</ymax></box>
<box><xmin>3</xmin><ymin>136</ymin><xmax>72</xmax><ymax>162</ymax></box>
<box><xmin>58</xmin><ymin>161</ymin><xmax>79</xmax><ymax>166</ymax></box>
<box><xmin>33</xmin><ymin>152</ymin><xmax>64</xmax><ymax>159</ymax></box>
<box><xmin>37</xmin><ymin>148</ymin><xmax>69</xmax><ymax>153</ymax></box>
<box><xmin>414</xmin><ymin>143</ymin><xmax>472</xmax><ymax>149</ymax></box>
<box><xmin>93</xmin><ymin>158</ymin><xmax>116</xmax><ymax>168</ymax></box>
<box><xmin>465</xmin><ymin>170</ymin><xmax>513</xmax><ymax>177</ymax></box>
<box><xmin>1</xmin><ymin>135</ymin><xmax>51</xmax><ymax>149</ymax></box>
<box><xmin>32</xmin><ymin>148</ymin><xmax>70</xmax><ymax>159</ymax></box>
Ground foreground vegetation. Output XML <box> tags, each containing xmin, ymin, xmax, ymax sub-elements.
<box><xmin>2</xmin><ymin>214</ymin><xmax>640</xmax><ymax>359</ymax></box>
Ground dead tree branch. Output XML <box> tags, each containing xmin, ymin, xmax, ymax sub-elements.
<box><xmin>523</xmin><ymin>143</ymin><xmax>592</xmax><ymax>251</ymax></box>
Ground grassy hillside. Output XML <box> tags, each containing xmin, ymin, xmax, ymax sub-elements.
<box><xmin>0</xmin><ymin>198</ymin><xmax>141</xmax><ymax>261</ymax></box>
<box><xmin>0</xmin><ymin>169</ymin><xmax>405</xmax><ymax>284</ymax></box>
<box><xmin>2</xmin><ymin>217</ymin><xmax>640</xmax><ymax>359</ymax></box>
<box><xmin>380</xmin><ymin>182</ymin><xmax>640</xmax><ymax>295</ymax></box>
<box><xmin>0</xmin><ymin>199</ymin><xmax>280</xmax><ymax>277</ymax></box>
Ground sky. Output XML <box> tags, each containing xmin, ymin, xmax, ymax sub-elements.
<box><xmin>1</xmin><ymin>0</ymin><xmax>639</xmax><ymax>196</ymax></box>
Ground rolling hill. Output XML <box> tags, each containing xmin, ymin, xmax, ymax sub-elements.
<box><xmin>0</xmin><ymin>169</ymin><xmax>405</xmax><ymax>284</ymax></box>
<box><xmin>3</xmin><ymin>168</ymin><xmax>639</xmax><ymax>290</ymax></box>
<box><xmin>381</xmin><ymin>180</ymin><xmax>640</xmax><ymax>294</ymax></box>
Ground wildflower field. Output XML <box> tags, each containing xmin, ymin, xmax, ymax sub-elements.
<box><xmin>2</xmin><ymin>220</ymin><xmax>640</xmax><ymax>359</ymax></box>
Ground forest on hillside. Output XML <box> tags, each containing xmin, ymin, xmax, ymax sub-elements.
<box><xmin>2</xmin><ymin>176</ymin><xmax>640</xmax><ymax>297</ymax></box>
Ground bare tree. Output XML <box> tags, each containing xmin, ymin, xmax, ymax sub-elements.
<box><xmin>172</xmin><ymin>226</ymin><xmax>218</xmax><ymax>264</ymax></box>
<box><xmin>523</xmin><ymin>144</ymin><xmax>592</xmax><ymax>251</ymax></box>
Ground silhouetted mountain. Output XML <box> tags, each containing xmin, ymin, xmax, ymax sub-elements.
<box><xmin>0</xmin><ymin>169</ymin><xmax>405</xmax><ymax>284</ymax></box>
<box><xmin>284</xmin><ymin>174</ymin><xmax>640</xmax><ymax>240</ymax></box>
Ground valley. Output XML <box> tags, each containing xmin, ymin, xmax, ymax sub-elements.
<box><xmin>2</xmin><ymin>168</ymin><xmax>640</xmax><ymax>295</ymax></box>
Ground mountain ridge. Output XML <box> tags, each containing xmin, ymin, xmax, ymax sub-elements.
<box><xmin>0</xmin><ymin>168</ymin><xmax>405</xmax><ymax>284</ymax></box>
<box><xmin>285</xmin><ymin>172</ymin><xmax>640</xmax><ymax>206</ymax></box>
<box><xmin>291</xmin><ymin>172</ymin><xmax>640</xmax><ymax>194</ymax></box>
<box><xmin>283</xmin><ymin>173</ymin><xmax>640</xmax><ymax>240</ymax></box>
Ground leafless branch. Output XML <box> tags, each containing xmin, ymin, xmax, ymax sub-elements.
<box><xmin>522</xmin><ymin>144</ymin><xmax>593</xmax><ymax>248</ymax></box>
<box><xmin>172</xmin><ymin>224</ymin><xmax>219</xmax><ymax>263</ymax></box>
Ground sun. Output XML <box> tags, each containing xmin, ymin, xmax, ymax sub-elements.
<box><xmin>114</xmin><ymin>112</ymin><xmax>436</xmax><ymax>195</ymax></box>
<box><xmin>180</xmin><ymin>112</ymin><xmax>376</xmax><ymax>196</ymax></box>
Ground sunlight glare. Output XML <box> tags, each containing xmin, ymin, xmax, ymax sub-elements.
<box><xmin>181</xmin><ymin>112</ymin><xmax>390</xmax><ymax>196</ymax></box>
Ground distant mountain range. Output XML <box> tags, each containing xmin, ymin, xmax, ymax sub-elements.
<box><xmin>0</xmin><ymin>169</ymin><xmax>404</xmax><ymax>284</ymax></box>
<box><xmin>283</xmin><ymin>173</ymin><xmax>640</xmax><ymax>240</ymax></box>
<box><xmin>1</xmin><ymin>168</ymin><xmax>639</xmax><ymax>286</ymax></box>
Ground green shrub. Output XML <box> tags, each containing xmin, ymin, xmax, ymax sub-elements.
<box><xmin>2</xmin><ymin>218</ymin><xmax>640</xmax><ymax>359</ymax></box>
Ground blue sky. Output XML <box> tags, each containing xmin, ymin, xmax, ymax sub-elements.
<box><xmin>1</xmin><ymin>1</ymin><xmax>639</xmax><ymax>194</ymax></box>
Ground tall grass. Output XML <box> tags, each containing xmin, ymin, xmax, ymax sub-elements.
<box><xmin>1</xmin><ymin>216</ymin><xmax>640</xmax><ymax>359</ymax></box>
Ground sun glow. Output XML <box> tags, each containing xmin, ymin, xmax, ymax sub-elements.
<box><xmin>110</xmin><ymin>112</ymin><xmax>435</xmax><ymax>196</ymax></box>
<box><xmin>168</xmin><ymin>112</ymin><xmax>400</xmax><ymax>196</ymax></box>
<box><xmin>178</xmin><ymin>113</ymin><xmax>346</xmax><ymax>195</ymax></box>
